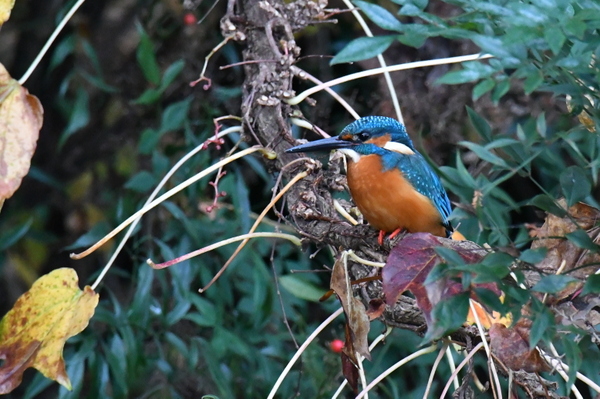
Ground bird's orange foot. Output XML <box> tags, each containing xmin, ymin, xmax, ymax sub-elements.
<box><xmin>378</xmin><ymin>228</ymin><xmax>405</xmax><ymax>245</ymax></box>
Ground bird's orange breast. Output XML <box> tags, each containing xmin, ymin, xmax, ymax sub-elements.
<box><xmin>346</xmin><ymin>155</ymin><xmax>447</xmax><ymax>237</ymax></box>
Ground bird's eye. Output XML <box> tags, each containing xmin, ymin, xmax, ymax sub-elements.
<box><xmin>356</xmin><ymin>131</ymin><xmax>370</xmax><ymax>141</ymax></box>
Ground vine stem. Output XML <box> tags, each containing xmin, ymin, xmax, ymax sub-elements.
<box><xmin>18</xmin><ymin>0</ymin><xmax>87</xmax><ymax>84</ymax></box>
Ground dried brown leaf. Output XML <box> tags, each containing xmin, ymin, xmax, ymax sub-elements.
<box><xmin>0</xmin><ymin>63</ymin><xmax>43</xmax><ymax>200</ymax></box>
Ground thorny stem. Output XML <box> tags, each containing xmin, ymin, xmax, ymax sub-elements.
<box><xmin>286</xmin><ymin>53</ymin><xmax>494</xmax><ymax>106</ymax></box>
<box><xmin>72</xmin><ymin>145</ymin><xmax>261</xmax><ymax>260</ymax></box>
<box><xmin>199</xmin><ymin>170</ymin><xmax>310</xmax><ymax>292</ymax></box>
<box><xmin>89</xmin><ymin>126</ymin><xmax>242</xmax><ymax>290</ymax></box>
<box><xmin>147</xmin><ymin>232</ymin><xmax>301</xmax><ymax>268</ymax></box>
<box><xmin>18</xmin><ymin>0</ymin><xmax>87</xmax><ymax>84</ymax></box>
<box><xmin>267</xmin><ymin>307</ymin><xmax>344</xmax><ymax>399</ymax></box>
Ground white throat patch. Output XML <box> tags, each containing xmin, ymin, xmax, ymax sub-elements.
<box><xmin>383</xmin><ymin>141</ymin><xmax>415</xmax><ymax>155</ymax></box>
<box><xmin>338</xmin><ymin>148</ymin><xmax>361</xmax><ymax>162</ymax></box>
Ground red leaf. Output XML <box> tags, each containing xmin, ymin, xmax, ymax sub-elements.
<box><xmin>489</xmin><ymin>321</ymin><xmax>550</xmax><ymax>373</ymax></box>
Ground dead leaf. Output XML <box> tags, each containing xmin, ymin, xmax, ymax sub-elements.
<box><xmin>0</xmin><ymin>0</ymin><xmax>15</xmax><ymax>25</ymax></box>
<box><xmin>489</xmin><ymin>321</ymin><xmax>550</xmax><ymax>373</ymax></box>
<box><xmin>0</xmin><ymin>63</ymin><xmax>43</xmax><ymax>201</ymax></box>
<box><xmin>528</xmin><ymin>200</ymin><xmax>600</xmax><ymax>299</ymax></box>
<box><xmin>366</xmin><ymin>298</ymin><xmax>385</xmax><ymax>320</ymax></box>
<box><xmin>330</xmin><ymin>254</ymin><xmax>371</xmax><ymax>361</ymax></box>
<box><xmin>0</xmin><ymin>268</ymin><xmax>99</xmax><ymax>393</ymax></box>
<box><xmin>341</xmin><ymin>323</ymin><xmax>359</xmax><ymax>394</ymax></box>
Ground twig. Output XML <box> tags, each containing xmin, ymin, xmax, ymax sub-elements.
<box><xmin>267</xmin><ymin>307</ymin><xmax>344</xmax><ymax>399</ymax></box>
<box><xmin>199</xmin><ymin>169</ymin><xmax>310</xmax><ymax>292</ymax></box>
<box><xmin>333</xmin><ymin>199</ymin><xmax>359</xmax><ymax>226</ymax></box>
<box><xmin>445</xmin><ymin>344</ymin><xmax>460</xmax><ymax>390</ymax></box>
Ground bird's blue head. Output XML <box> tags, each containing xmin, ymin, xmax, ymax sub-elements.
<box><xmin>286</xmin><ymin>116</ymin><xmax>415</xmax><ymax>159</ymax></box>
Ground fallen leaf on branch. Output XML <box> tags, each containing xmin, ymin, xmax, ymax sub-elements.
<box><xmin>489</xmin><ymin>320</ymin><xmax>550</xmax><ymax>373</ymax></box>
<box><xmin>0</xmin><ymin>268</ymin><xmax>99</xmax><ymax>393</ymax></box>
<box><xmin>0</xmin><ymin>63</ymin><xmax>43</xmax><ymax>201</ymax></box>
<box><xmin>528</xmin><ymin>200</ymin><xmax>600</xmax><ymax>300</ymax></box>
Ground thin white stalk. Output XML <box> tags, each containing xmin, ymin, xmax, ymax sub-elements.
<box><xmin>72</xmin><ymin>145</ymin><xmax>261</xmax><ymax>259</ymax></box>
<box><xmin>440</xmin><ymin>342</ymin><xmax>484</xmax><ymax>398</ymax></box>
<box><xmin>469</xmin><ymin>299</ymin><xmax>502</xmax><ymax>399</ymax></box>
<box><xmin>19</xmin><ymin>0</ymin><xmax>87</xmax><ymax>84</ymax></box>
<box><xmin>333</xmin><ymin>199</ymin><xmax>359</xmax><ymax>226</ymax></box>
<box><xmin>268</xmin><ymin>307</ymin><xmax>344</xmax><ymax>399</ymax></box>
<box><xmin>423</xmin><ymin>342</ymin><xmax>449</xmax><ymax>399</ymax></box>
<box><xmin>342</xmin><ymin>0</ymin><xmax>402</xmax><ymax>123</ymax></box>
<box><xmin>355</xmin><ymin>345</ymin><xmax>437</xmax><ymax>399</ymax></box>
<box><xmin>287</xmin><ymin>53</ymin><xmax>493</xmax><ymax>106</ymax></box>
<box><xmin>147</xmin><ymin>232</ymin><xmax>301</xmax><ymax>268</ymax></box>
<box><xmin>331</xmin><ymin>327</ymin><xmax>392</xmax><ymax>399</ymax></box>
<box><xmin>291</xmin><ymin>66</ymin><xmax>361</xmax><ymax>120</ymax></box>
<box><xmin>445</xmin><ymin>345</ymin><xmax>460</xmax><ymax>390</ymax></box>
<box><xmin>347</xmin><ymin>250</ymin><xmax>385</xmax><ymax>268</ymax></box>
<box><xmin>89</xmin><ymin>127</ymin><xmax>241</xmax><ymax>289</ymax></box>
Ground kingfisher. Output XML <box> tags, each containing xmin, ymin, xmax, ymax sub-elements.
<box><xmin>286</xmin><ymin>116</ymin><xmax>453</xmax><ymax>243</ymax></box>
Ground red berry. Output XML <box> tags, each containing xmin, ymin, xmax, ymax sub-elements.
<box><xmin>329</xmin><ymin>339</ymin><xmax>344</xmax><ymax>353</ymax></box>
<box><xmin>183</xmin><ymin>13</ymin><xmax>197</xmax><ymax>25</ymax></box>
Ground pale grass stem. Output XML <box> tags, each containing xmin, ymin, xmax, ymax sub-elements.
<box><xmin>445</xmin><ymin>344</ymin><xmax>460</xmax><ymax>391</ymax></box>
<box><xmin>333</xmin><ymin>199</ymin><xmax>359</xmax><ymax>226</ymax></box>
<box><xmin>347</xmin><ymin>250</ymin><xmax>385</xmax><ymax>268</ymax></box>
<box><xmin>199</xmin><ymin>169</ymin><xmax>309</xmax><ymax>292</ymax></box>
<box><xmin>267</xmin><ymin>307</ymin><xmax>344</xmax><ymax>399</ymax></box>
<box><xmin>286</xmin><ymin>53</ymin><xmax>494</xmax><ymax>106</ymax></box>
<box><xmin>71</xmin><ymin>145</ymin><xmax>261</xmax><ymax>260</ymax></box>
<box><xmin>89</xmin><ymin>126</ymin><xmax>242</xmax><ymax>290</ymax></box>
<box><xmin>331</xmin><ymin>327</ymin><xmax>392</xmax><ymax>399</ymax></box>
<box><xmin>469</xmin><ymin>299</ymin><xmax>502</xmax><ymax>399</ymax></box>
<box><xmin>423</xmin><ymin>342</ymin><xmax>449</xmax><ymax>399</ymax></box>
<box><xmin>18</xmin><ymin>0</ymin><xmax>87</xmax><ymax>84</ymax></box>
<box><xmin>440</xmin><ymin>342</ymin><xmax>484</xmax><ymax>398</ymax></box>
<box><xmin>355</xmin><ymin>344</ymin><xmax>438</xmax><ymax>399</ymax></box>
<box><xmin>341</xmin><ymin>0</ymin><xmax>402</xmax><ymax>123</ymax></box>
<box><xmin>290</xmin><ymin>66</ymin><xmax>361</xmax><ymax>120</ymax></box>
<box><xmin>146</xmin><ymin>232</ymin><xmax>301</xmax><ymax>268</ymax></box>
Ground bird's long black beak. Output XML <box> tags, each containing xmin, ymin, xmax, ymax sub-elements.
<box><xmin>286</xmin><ymin>136</ymin><xmax>356</xmax><ymax>154</ymax></box>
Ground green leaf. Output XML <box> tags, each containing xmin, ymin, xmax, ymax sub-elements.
<box><xmin>353</xmin><ymin>0</ymin><xmax>403</xmax><ymax>32</ymax></box>
<box><xmin>397</xmin><ymin>32</ymin><xmax>427</xmax><ymax>48</ymax></box>
<box><xmin>160</xmin><ymin>98</ymin><xmax>192</xmax><ymax>132</ymax></box>
<box><xmin>472</xmin><ymin>78</ymin><xmax>495</xmax><ymax>100</ymax></box>
<box><xmin>433</xmin><ymin>247</ymin><xmax>464</xmax><ymax>265</ymax></box>
<box><xmin>491</xmin><ymin>79</ymin><xmax>510</xmax><ymax>103</ymax></box>
<box><xmin>136</xmin><ymin>23</ymin><xmax>161</xmax><ymax>85</ymax></box>
<box><xmin>560</xmin><ymin>166</ymin><xmax>591</xmax><ymax>207</ymax></box>
<box><xmin>473</xmin><ymin>288</ymin><xmax>507</xmax><ymax>314</ymax></box>
<box><xmin>59</xmin><ymin>88</ymin><xmax>90</xmax><ymax>148</ymax></box>
<box><xmin>529</xmin><ymin>194</ymin><xmax>567</xmax><ymax>217</ymax></box>
<box><xmin>529</xmin><ymin>306</ymin><xmax>554</xmax><ymax>349</ymax></box>
<box><xmin>124</xmin><ymin>171</ymin><xmax>157</xmax><ymax>192</ymax></box>
<box><xmin>330</xmin><ymin>36</ymin><xmax>395</xmax><ymax>65</ymax></box>
<box><xmin>279</xmin><ymin>275</ymin><xmax>325</xmax><ymax>302</ymax></box>
<box><xmin>466</xmin><ymin>106</ymin><xmax>492</xmax><ymax>141</ymax></box>
<box><xmin>519</xmin><ymin>248</ymin><xmax>547</xmax><ymax>264</ymax></box>
<box><xmin>64</xmin><ymin>222</ymin><xmax>110</xmax><ymax>250</ymax></box>
<box><xmin>581</xmin><ymin>274</ymin><xmax>600</xmax><ymax>296</ymax></box>
<box><xmin>561</xmin><ymin>336</ymin><xmax>582</xmax><ymax>390</ymax></box>
<box><xmin>436</xmin><ymin>68</ymin><xmax>483</xmax><ymax>85</ymax></box>
<box><xmin>459</xmin><ymin>142</ymin><xmax>508</xmax><ymax>168</ymax></box>
<box><xmin>566</xmin><ymin>229</ymin><xmax>600</xmax><ymax>252</ymax></box>
<box><xmin>532</xmin><ymin>275</ymin><xmax>578</xmax><ymax>294</ymax></box>
<box><xmin>425</xmin><ymin>292</ymin><xmax>469</xmax><ymax>342</ymax></box>
<box><xmin>544</xmin><ymin>26</ymin><xmax>566</xmax><ymax>55</ymax></box>
<box><xmin>523</xmin><ymin>71</ymin><xmax>543</xmax><ymax>94</ymax></box>
<box><xmin>536</xmin><ymin>113</ymin><xmax>546</xmax><ymax>138</ymax></box>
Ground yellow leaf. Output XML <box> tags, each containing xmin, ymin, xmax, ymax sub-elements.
<box><xmin>0</xmin><ymin>0</ymin><xmax>15</xmax><ymax>25</ymax></box>
<box><xmin>0</xmin><ymin>268</ymin><xmax>99</xmax><ymax>393</ymax></box>
<box><xmin>0</xmin><ymin>63</ymin><xmax>44</xmax><ymax>200</ymax></box>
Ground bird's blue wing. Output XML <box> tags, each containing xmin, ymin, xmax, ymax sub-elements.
<box><xmin>381</xmin><ymin>151</ymin><xmax>453</xmax><ymax>235</ymax></box>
